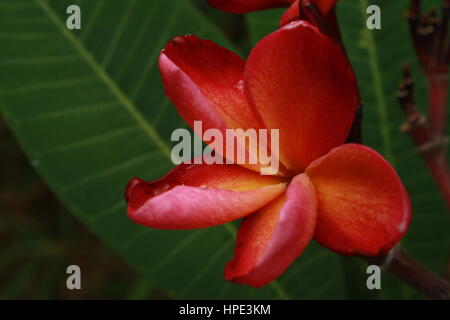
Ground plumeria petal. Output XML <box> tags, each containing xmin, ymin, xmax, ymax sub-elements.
<box><xmin>159</xmin><ymin>35</ymin><xmax>260</xmax><ymax>134</ymax></box>
<box><xmin>313</xmin><ymin>0</ymin><xmax>339</xmax><ymax>14</ymax></box>
<box><xmin>305</xmin><ymin>144</ymin><xmax>411</xmax><ymax>257</ymax></box>
<box><xmin>159</xmin><ymin>35</ymin><xmax>283</xmax><ymax>174</ymax></box>
<box><xmin>245</xmin><ymin>21</ymin><xmax>359</xmax><ymax>172</ymax></box>
<box><xmin>280</xmin><ymin>0</ymin><xmax>340</xmax><ymax>27</ymax></box>
<box><xmin>126</xmin><ymin>163</ymin><xmax>287</xmax><ymax>230</ymax></box>
<box><xmin>280</xmin><ymin>0</ymin><xmax>299</xmax><ymax>27</ymax></box>
<box><xmin>207</xmin><ymin>0</ymin><xmax>294</xmax><ymax>14</ymax></box>
<box><xmin>224</xmin><ymin>174</ymin><xmax>317</xmax><ymax>287</ymax></box>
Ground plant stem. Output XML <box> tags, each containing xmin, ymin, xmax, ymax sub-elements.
<box><xmin>398</xmin><ymin>66</ymin><xmax>450</xmax><ymax>212</ymax></box>
<box><xmin>428</xmin><ymin>73</ymin><xmax>448</xmax><ymax>137</ymax></box>
<box><xmin>424</xmin><ymin>153</ymin><xmax>450</xmax><ymax>209</ymax></box>
<box><xmin>374</xmin><ymin>246</ymin><xmax>450</xmax><ymax>300</ymax></box>
<box><xmin>426</xmin><ymin>72</ymin><xmax>449</xmax><ymax>209</ymax></box>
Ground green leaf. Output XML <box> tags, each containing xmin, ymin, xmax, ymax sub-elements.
<box><xmin>0</xmin><ymin>0</ymin><xmax>314</xmax><ymax>300</ymax></box>
<box><xmin>246</xmin><ymin>8</ymin><xmax>285</xmax><ymax>47</ymax></box>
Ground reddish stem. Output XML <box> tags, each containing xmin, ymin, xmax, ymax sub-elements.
<box><xmin>406</xmin><ymin>0</ymin><xmax>450</xmax><ymax>139</ymax></box>
<box><xmin>383</xmin><ymin>247</ymin><xmax>450</xmax><ymax>300</ymax></box>
<box><xmin>428</xmin><ymin>73</ymin><xmax>449</xmax><ymax>137</ymax></box>
<box><xmin>398</xmin><ymin>66</ymin><xmax>450</xmax><ymax>212</ymax></box>
<box><xmin>425</xmin><ymin>154</ymin><xmax>450</xmax><ymax>209</ymax></box>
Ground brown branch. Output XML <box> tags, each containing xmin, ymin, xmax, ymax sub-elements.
<box><xmin>397</xmin><ymin>65</ymin><xmax>450</xmax><ymax>210</ymax></box>
<box><xmin>406</xmin><ymin>0</ymin><xmax>450</xmax><ymax>136</ymax></box>
<box><xmin>428</xmin><ymin>73</ymin><xmax>449</xmax><ymax>137</ymax></box>
<box><xmin>367</xmin><ymin>246</ymin><xmax>450</xmax><ymax>300</ymax></box>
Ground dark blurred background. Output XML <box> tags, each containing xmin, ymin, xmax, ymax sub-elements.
<box><xmin>0</xmin><ymin>115</ymin><xmax>167</xmax><ymax>299</ymax></box>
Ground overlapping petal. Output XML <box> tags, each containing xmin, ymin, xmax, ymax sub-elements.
<box><xmin>159</xmin><ymin>35</ymin><xmax>261</xmax><ymax>133</ymax></box>
<box><xmin>280</xmin><ymin>0</ymin><xmax>300</xmax><ymax>27</ymax></box>
<box><xmin>280</xmin><ymin>0</ymin><xmax>340</xmax><ymax>27</ymax></box>
<box><xmin>245</xmin><ymin>21</ymin><xmax>359</xmax><ymax>172</ymax></box>
<box><xmin>126</xmin><ymin>163</ymin><xmax>287</xmax><ymax>230</ymax></box>
<box><xmin>313</xmin><ymin>0</ymin><xmax>339</xmax><ymax>14</ymax></box>
<box><xmin>224</xmin><ymin>174</ymin><xmax>317</xmax><ymax>287</ymax></box>
<box><xmin>207</xmin><ymin>0</ymin><xmax>294</xmax><ymax>14</ymax></box>
<box><xmin>159</xmin><ymin>35</ymin><xmax>282</xmax><ymax>174</ymax></box>
<box><xmin>305</xmin><ymin>144</ymin><xmax>411</xmax><ymax>256</ymax></box>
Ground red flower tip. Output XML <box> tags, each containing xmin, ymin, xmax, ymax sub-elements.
<box><xmin>207</xmin><ymin>0</ymin><xmax>293</xmax><ymax>14</ymax></box>
<box><xmin>124</xmin><ymin>177</ymin><xmax>145</xmax><ymax>204</ymax></box>
<box><xmin>280</xmin><ymin>0</ymin><xmax>300</xmax><ymax>27</ymax></box>
<box><xmin>125</xmin><ymin>177</ymin><xmax>173</xmax><ymax>212</ymax></box>
<box><xmin>169</xmin><ymin>35</ymin><xmax>198</xmax><ymax>47</ymax></box>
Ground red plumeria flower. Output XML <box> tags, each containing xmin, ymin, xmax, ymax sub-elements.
<box><xmin>125</xmin><ymin>21</ymin><xmax>411</xmax><ymax>288</ymax></box>
<box><xmin>207</xmin><ymin>0</ymin><xmax>339</xmax><ymax>26</ymax></box>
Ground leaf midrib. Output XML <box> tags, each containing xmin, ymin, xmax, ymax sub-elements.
<box><xmin>358</xmin><ymin>0</ymin><xmax>395</xmax><ymax>165</ymax></box>
<box><xmin>34</xmin><ymin>0</ymin><xmax>172</xmax><ymax>160</ymax></box>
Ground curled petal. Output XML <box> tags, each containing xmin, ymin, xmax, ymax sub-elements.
<box><xmin>306</xmin><ymin>144</ymin><xmax>411</xmax><ymax>257</ymax></box>
<box><xmin>245</xmin><ymin>21</ymin><xmax>359</xmax><ymax>172</ymax></box>
<box><xmin>125</xmin><ymin>163</ymin><xmax>287</xmax><ymax>230</ymax></box>
<box><xmin>280</xmin><ymin>0</ymin><xmax>340</xmax><ymax>27</ymax></box>
<box><xmin>207</xmin><ymin>0</ymin><xmax>294</xmax><ymax>14</ymax></box>
<box><xmin>280</xmin><ymin>0</ymin><xmax>299</xmax><ymax>27</ymax></box>
<box><xmin>313</xmin><ymin>0</ymin><xmax>339</xmax><ymax>14</ymax></box>
<box><xmin>224</xmin><ymin>174</ymin><xmax>317</xmax><ymax>287</ymax></box>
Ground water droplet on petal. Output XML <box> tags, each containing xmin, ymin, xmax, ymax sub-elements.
<box><xmin>234</xmin><ymin>80</ymin><xmax>244</xmax><ymax>93</ymax></box>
